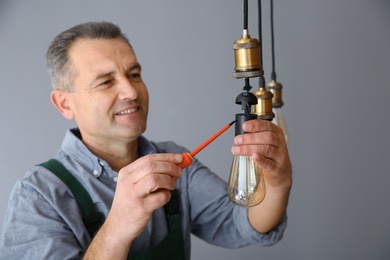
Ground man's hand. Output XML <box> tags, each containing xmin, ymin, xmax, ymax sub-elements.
<box><xmin>231</xmin><ymin>119</ymin><xmax>292</xmax><ymax>233</ymax></box>
<box><xmin>84</xmin><ymin>153</ymin><xmax>183</xmax><ymax>259</ymax></box>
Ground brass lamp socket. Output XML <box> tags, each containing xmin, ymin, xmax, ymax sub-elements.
<box><xmin>232</xmin><ymin>31</ymin><xmax>263</xmax><ymax>79</ymax></box>
<box><xmin>266</xmin><ymin>80</ymin><xmax>284</xmax><ymax>108</ymax></box>
<box><xmin>253</xmin><ymin>87</ymin><xmax>275</xmax><ymax>121</ymax></box>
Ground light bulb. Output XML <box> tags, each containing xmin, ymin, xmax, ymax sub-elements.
<box><xmin>227</xmin><ymin>114</ymin><xmax>266</xmax><ymax>207</ymax></box>
<box><xmin>266</xmin><ymin>79</ymin><xmax>289</xmax><ymax>144</ymax></box>
<box><xmin>228</xmin><ymin>155</ymin><xmax>266</xmax><ymax>207</ymax></box>
<box><xmin>272</xmin><ymin>107</ymin><xmax>289</xmax><ymax>144</ymax></box>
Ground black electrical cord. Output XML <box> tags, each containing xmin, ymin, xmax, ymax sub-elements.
<box><xmin>244</xmin><ymin>0</ymin><xmax>248</xmax><ymax>30</ymax></box>
<box><xmin>258</xmin><ymin>0</ymin><xmax>265</xmax><ymax>88</ymax></box>
<box><xmin>258</xmin><ymin>0</ymin><xmax>263</xmax><ymax>67</ymax></box>
<box><xmin>243</xmin><ymin>0</ymin><xmax>251</xmax><ymax>93</ymax></box>
<box><xmin>270</xmin><ymin>0</ymin><xmax>276</xmax><ymax>81</ymax></box>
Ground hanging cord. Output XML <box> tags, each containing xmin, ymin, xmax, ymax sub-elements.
<box><xmin>258</xmin><ymin>0</ymin><xmax>265</xmax><ymax>88</ymax></box>
<box><xmin>270</xmin><ymin>0</ymin><xmax>277</xmax><ymax>81</ymax></box>
<box><xmin>244</xmin><ymin>0</ymin><xmax>248</xmax><ymax>30</ymax></box>
<box><xmin>243</xmin><ymin>0</ymin><xmax>252</xmax><ymax>93</ymax></box>
<box><xmin>258</xmin><ymin>0</ymin><xmax>263</xmax><ymax>69</ymax></box>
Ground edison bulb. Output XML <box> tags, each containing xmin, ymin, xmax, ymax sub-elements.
<box><xmin>266</xmin><ymin>80</ymin><xmax>289</xmax><ymax>144</ymax></box>
<box><xmin>272</xmin><ymin>107</ymin><xmax>289</xmax><ymax>144</ymax></box>
<box><xmin>228</xmin><ymin>112</ymin><xmax>266</xmax><ymax>207</ymax></box>
<box><xmin>228</xmin><ymin>155</ymin><xmax>266</xmax><ymax>207</ymax></box>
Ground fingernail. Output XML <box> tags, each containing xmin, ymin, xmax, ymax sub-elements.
<box><xmin>235</xmin><ymin>136</ymin><xmax>243</xmax><ymax>144</ymax></box>
<box><xmin>231</xmin><ymin>146</ymin><xmax>239</xmax><ymax>154</ymax></box>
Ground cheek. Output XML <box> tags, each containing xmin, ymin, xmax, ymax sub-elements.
<box><xmin>141</xmin><ymin>87</ymin><xmax>149</xmax><ymax>109</ymax></box>
<box><xmin>72</xmin><ymin>95</ymin><xmax>111</xmax><ymax>122</ymax></box>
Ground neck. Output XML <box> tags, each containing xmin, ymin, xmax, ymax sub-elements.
<box><xmin>81</xmin><ymin>135</ymin><xmax>139</xmax><ymax>172</ymax></box>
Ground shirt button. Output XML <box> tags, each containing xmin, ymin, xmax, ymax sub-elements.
<box><xmin>99</xmin><ymin>160</ymin><xmax>105</xmax><ymax>166</ymax></box>
<box><xmin>113</xmin><ymin>176</ymin><xmax>118</xmax><ymax>182</ymax></box>
<box><xmin>93</xmin><ymin>170</ymin><xmax>99</xmax><ymax>176</ymax></box>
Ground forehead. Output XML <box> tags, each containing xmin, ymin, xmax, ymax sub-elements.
<box><xmin>68</xmin><ymin>38</ymin><xmax>137</xmax><ymax>73</ymax></box>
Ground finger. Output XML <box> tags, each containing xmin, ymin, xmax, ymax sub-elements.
<box><xmin>143</xmin><ymin>189</ymin><xmax>172</xmax><ymax>212</ymax></box>
<box><xmin>234</xmin><ymin>130</ymin><xmax>281</xmax><ymax>148</ymax></box>
<box><xmin>119</xmin><ymin>154</ymin><xmax>183</xmax><ymax>183</ymax></box>
<box><xmin>251</xmin><ymin>152</ymin><xmax>276</xmax><ymax>171</ymax></box>
<box><xmin>242</xmin><ymin>119</ymin><xmax>281</xmax><ymax>133</ymax></box>
<box><xmin>122</xmin><ymin>153</ymin><xmax>182</xmax><ymax>173</ymax></box>
<box><xmin>231</xmin><ymin>143</ymin><xmax>280</xmax><ymax>161</ymax></box>
<box><xmin>134</xmin><ymin>173</ymin><xmax>176</xmax><ymax>197</ymax></box>
<box><xmin>252</xmin><ymin>152</ymin><xmax>292</xmax><ymax>188</ymax></box>
<box><xmin>231</xmin><ymin>132</ymin><xmax>288</xmax><ymax>167</ymax></box>
<box><xmin>248</xmin><ymin>119</ymin><xmax>276</xmax><ymax>132</ymax></box>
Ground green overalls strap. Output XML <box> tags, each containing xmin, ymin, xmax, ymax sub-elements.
<box><xmin>40</xmin><ymin>159</ymin><xmax>185</xmax><ymax>260</ymax></box>
<box><xmin>40</xmin><ymin>159</ymin><xmax>104</xmax><ymax>237</ymax></box>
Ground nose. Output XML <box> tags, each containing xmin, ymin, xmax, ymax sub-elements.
<box><xmin>117</xmin><ymin>78</ymin><xmax>138</xmax><ymax>101</ymax></box>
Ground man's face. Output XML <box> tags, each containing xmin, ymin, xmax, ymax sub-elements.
<box><xmin>65</xmin><ymin>38</ymin><xmax>149</xmax><ymax>145</ymax></box>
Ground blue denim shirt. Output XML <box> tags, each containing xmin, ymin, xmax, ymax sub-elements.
<box><xmin>0</xmin><ymin>128</ymin><xmax>287</xmax><ymax>259</ymax></box>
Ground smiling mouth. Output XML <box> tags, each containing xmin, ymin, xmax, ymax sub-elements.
<box><xmin>116</xmin><ymin>107</ymin><xmax>139</xmax><ymax>115</ymax></box>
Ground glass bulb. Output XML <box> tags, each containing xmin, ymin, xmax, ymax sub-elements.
<box><xmin>228</xmin><ymin>155</ymin><xmax>266</xmax><ymax>207</ymax></box>
<box><xmin>272</xmin><ymin>107</ymin><xmax>289</xmax><ymax>144</ymax></box>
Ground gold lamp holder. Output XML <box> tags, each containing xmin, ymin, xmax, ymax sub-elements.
<box><xmin>266</xmin><ymin>79</ymin><xmax>284</xmax><ymax>108</ymax></box>
<box><xmin>253</xmin><ymin>87</ymin><xmax>274</xmax><ymax>121</ymax></box>
<box><xmin>232</xmin><ymin>30</ymin><xmax>264</xmax><ymax>79</ymax></box>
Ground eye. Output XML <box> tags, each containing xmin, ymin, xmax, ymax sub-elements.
<box><xmin>128</xmin><ymin>73</ymin><xmax>141</xmax><ymax>81</ymax></box>
<box><xmin>129</xmin><ymin>73</ymin><xmax>139</xmax><ymax>79</ymax></box>
<box><xmin>99</xmin><ymin>79</ymin><xmax>113</xmax><ymax>86</ymax></box>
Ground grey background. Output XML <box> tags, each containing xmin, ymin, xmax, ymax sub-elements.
<box><xmin>1</xmin><ymin>1</ymin><xmax>389</xmax><ymax>259</ymax></box>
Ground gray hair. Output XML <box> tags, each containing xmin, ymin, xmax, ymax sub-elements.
<box><xmin>46</xmin><ymin>21</ymin><xmax>131</xmax><ymax>92</ymax></box>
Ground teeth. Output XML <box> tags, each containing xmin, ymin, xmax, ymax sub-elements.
<box><xmin>117</xmin><ymin>108</ymin><xmax>137</xmax><ymax>115</ymax></box>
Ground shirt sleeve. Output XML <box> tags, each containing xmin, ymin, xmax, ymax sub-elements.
<box><xmin>0</xmin><ymin>170</ymin><xmax>89</xmax><ymax>259</ymax></box>
<box><xmin>185</xmin><ymin>157</ymin><xmax>287</xmax><ymax>248</ymax></box>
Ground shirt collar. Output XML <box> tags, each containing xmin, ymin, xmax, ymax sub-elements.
<box><xmin>61</xmin><ymin>128</ymin><xmax>158</xmax><ymax>175</ymax></box>
<box><xmin>138</xmin><ymin>135</ymin><xmax>159</xmax><ymax>156</ymax></box>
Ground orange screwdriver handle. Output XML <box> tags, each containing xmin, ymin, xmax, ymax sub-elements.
<box><xmin>177</xmin><ymin>152</ymin><xmax>193</xmax><ymax>169</ymax></box>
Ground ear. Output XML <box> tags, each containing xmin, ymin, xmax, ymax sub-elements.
<box><xmin>50</xmin><ymin>90</ymin><xmax>74</xmax><ymax>120</ymax></box>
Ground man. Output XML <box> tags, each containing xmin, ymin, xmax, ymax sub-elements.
<box><xmin>0</xmin><ymin>22</ymin><xmax>292</xmax><ymax>259</ymax></box>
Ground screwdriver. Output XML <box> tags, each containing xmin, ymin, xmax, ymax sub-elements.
<box><xmin>177</xmin><ymin>120</ymin><xmax>236</xmax><ymax>169</ymax></box>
